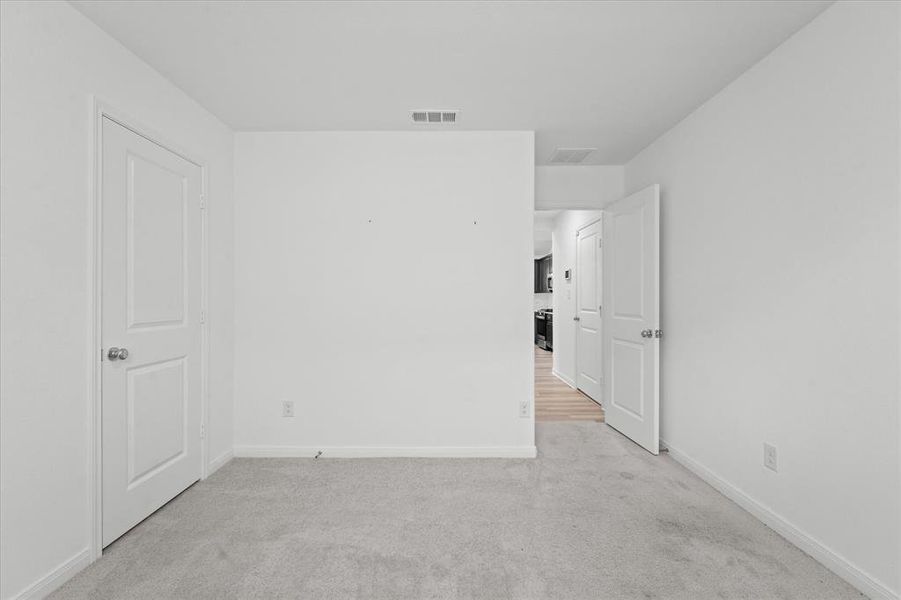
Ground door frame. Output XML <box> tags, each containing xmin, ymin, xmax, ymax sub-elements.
<box><xmin>574</xmin><ymin>217</ymin><xmax>604</xmax><ymax>407</ymax></box>
<box><xmin>87</xmin><ymin>98</ymin><xmax>211</xmax><ymax>561</ymax></box>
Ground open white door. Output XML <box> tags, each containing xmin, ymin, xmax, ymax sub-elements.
<box><xmin>575</xmin><ymin>219</ymin><xmax>603</xmax><ymax>402</ymax></box>
<box><xmin>602</xmin><ymin>185</ymin><xmax>660</xmax><ymax>454</ymax></box>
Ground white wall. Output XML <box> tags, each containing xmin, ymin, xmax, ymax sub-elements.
<box><xmin>0</xmin><ymin>3</ymin><xmax>235</xmax><ymax>598</ymax></box>
<box><xmin>535</xmin><ymin>165</ymin><xmax>623</xmax><ymax>209</ymax></box>
<box><xmin>234</xmin><ymin>132</ymin><xmax>535</xmax><ymax>455</ymax></box>
<box><xmin>625</xmin><ymin>2</ymin><xmax>899</xmax><ymax>597</ymax></box>
<box><xmin>550</xmin><ymin>211</ymin><xmax>602</xmax><ymax>387</ymax></box>
<box><xmin>534</xmin><ymin>210</ymin><xmax>555</xmax><ymax>258</ymax></box>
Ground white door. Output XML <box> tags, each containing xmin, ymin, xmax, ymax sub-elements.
<box><xmin>575</xmin><ymin>219</ymin><xmax>603</xmax><ymax>402</ymax></box>
<box><xmin>101</xmin><ymin>117</ymin><xmax>202</xmax><ymax>547</ymax></box>
<box><xmin>602</xmin><ymin>185</ymin><xmax>660</xmax><ymax>454</ymax></box>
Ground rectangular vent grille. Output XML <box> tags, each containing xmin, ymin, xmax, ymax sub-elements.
<box><xmin>549</xmin><ymin>148</ymin><xmax>596</xmax><ymax>164</ymax></box>
<box><xmin>412</xmin><ymin>109</ymin><xmax>459</xmax><ymax>124</ymax></box>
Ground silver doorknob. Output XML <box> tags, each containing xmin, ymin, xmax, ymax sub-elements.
<box><xmin>640</xmin><ymin>329</ymin><xmax>653</xmax><ymax>338</ymax></box>
<box><xmin>107</xmin><ymin>347</ymin><xmax>129</xmax><ymax>361</ymax></box>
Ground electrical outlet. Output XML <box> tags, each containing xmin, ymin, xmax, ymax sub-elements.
<box><xmin>282</xmin><ymin>400</ymin><xmax>295</xmax><ymax>418</ymax></box>
<box><xmin>519</xmin><ymin>400</ymin><xmax>530</xmax><ymax>418</ymax></box>
<box><xmin>763</xmin><ymin>443</ymin><xmax>777</xmax><ymax>472</ymax></box>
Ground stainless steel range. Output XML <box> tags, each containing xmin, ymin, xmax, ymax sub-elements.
<box><xmin>535</xmin><ymin>308</ymin><xmax>553</xmax><ymax>350</ymax></box>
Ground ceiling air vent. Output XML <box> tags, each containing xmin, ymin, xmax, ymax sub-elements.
<box><xmin>549</xmin><ymin>148</ymin><xmax>596</xmax><ymax>164</ymax></box>
<box><xmin>412</xmin><ymin>109</ymin><xmax>459</xmax><ymax>124</ymax></box>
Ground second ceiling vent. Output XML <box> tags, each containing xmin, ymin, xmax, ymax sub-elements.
<box><xmin>412</xmin><ymin>110</ymin><xmax>459</xmax><ymax>124</ymax></box>
<box><xmin>549</xmin><ymin>148</ymin><xmax>596</xmax><ymax>164</ymax></box>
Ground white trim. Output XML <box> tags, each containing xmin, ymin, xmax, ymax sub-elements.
<box><xmin>234</xmin><ymin>445</ymin><xmax>538</xmax><ymax>459</ymax></box>
<box><xmin>88</xmin><ymin>97</ymin><xmax>212</xmax><ymax>565</ymax></box>
<box><xmin>199</xmin><ymin>165</ymin><xmax>211</xmax><ymax>481</ymax></box>
<box><xmin>552</xmin><ymin>368</ymin><xmax>576</xmax><ymax>388</ymax></box>
<box><xmin>207</xmin><ymin>449</ymin><xmax>234</xmax><ymax>475</ymax></box>
<box><xmin>896</xmin><ymin>6</ymin><xmax>901</xmax><ymax>589</ymax></box>
<box><xmin>87</xmin><ymin>96</ymin><xmax>103</xmax><ymax>563</ymax></box>
<box><xmin>11</xmin><ymin>548</ymin><xmax>91</xmax><ymax>600</ymax></box>
<box><xmin>663</xmin><ymin>439</ymin><xmax>898</xmax><ymax>600</ymax></box>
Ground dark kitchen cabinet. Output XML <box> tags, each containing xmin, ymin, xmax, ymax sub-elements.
<box><xmin>534</xmin><ymin>255</ymin><xmax>553</xmax><ymax>293</ymax></box>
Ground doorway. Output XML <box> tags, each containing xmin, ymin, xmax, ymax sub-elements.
<box><xmin>532</xmin><ymin>189</ymin><xmax>660</xmax><ymax>454</ymax></box>
<box><xmin>533</xmin><ymin>209</ymin><xmax>603</xmax><ymax>422</ymax></box>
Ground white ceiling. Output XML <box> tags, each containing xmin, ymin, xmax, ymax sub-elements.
<box><xmin>71</xmin><ymin>0</ymin><xmax>830</xmax><ymax>164</ymax></box>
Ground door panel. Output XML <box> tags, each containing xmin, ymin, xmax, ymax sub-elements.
<box><xmin>612</xmin><ymin>209</ymin><xmax>644</xmax><ymax>318</ymax></box>
<box><xmin>603</xmin><ymin>185</ymin><xmax>660</xmax><ymax>454</ymax></box>
<box><xmin>576</xmin><ymin>219</ymin><xmax>602</xmax><ymax>402</ymax></box>
<box><xmin>128</xmin><ymin>153</ymin><xmax>187</xmax><ymax>328</ymax></box>
<box><xmin>127</xmin><ymin>357</ymin><xmax>188</xmax><ymax>485</ymax></box>
<box><xmin>611</xmin><ymin>340</ymin><xmax>643</xmax><ymax>418</ymax></box>
<box><xmin>102</xmin><ymin>117</ymin><xmax>202</xmax><ymax>547</ymax></box>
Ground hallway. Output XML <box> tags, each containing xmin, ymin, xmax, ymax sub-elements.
<box><xmin>534</xmin><ymin>347</ymin><xmax>604</xmax><ymax>422</ymax></box>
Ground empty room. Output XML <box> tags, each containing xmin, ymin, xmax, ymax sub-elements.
<box><xmin>1</xmin><ymin>1</ymin><xmax>898</xmax><ymax>599</ymax></box>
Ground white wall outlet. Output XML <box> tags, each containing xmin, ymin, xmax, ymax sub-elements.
<box><xmin>282</xmin><ymin>400</ymin><xmax>295</xmax><ymax>418</ymax></box>
<box><xmin>519</xmin><ymin>400</ymin><xmax>530</xmax><ymax>418</ymax></box>
<box><xmin>763</xmin><ymin>443</ymin><xmax>777</xmax><ymax>472</ymax></box>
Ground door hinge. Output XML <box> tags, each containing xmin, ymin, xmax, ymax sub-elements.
<box><xmin>654</xmin><ymin>329</ymin><xmax>663</xmax><ymax>338</ymax></box>
<box><xmin>200</xmin><ymin>423</ymin><xmax>205</xmax><ymax>439</ymax></box>
<box><xmin>200</xmin><ymin>310</ymin><xmax>206</xmax><ymax>324</ymax></box>
<box><xmin>200</xmin><ymin>194</ymin><xmax>206</xmax><ymax>209</ymax></box>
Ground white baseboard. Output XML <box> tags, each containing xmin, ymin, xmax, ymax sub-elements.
<box><xmin>207</xmin><ymin>449</ymin><xmax>234</xmax><ymax>476</ymax></box>
<box><xmin>234</xmin><ymin>445</ymin><xmax>537</xmax><ymax>458</ymax></box>
<box><xmin>552</xmin><ymin>369</ymin><xmax>576</xmax><ymax>388</ymax></box>
<box><xmin>12</xmin><ymin>547</ymin><xmax>92</xmax><ymax>600</ymax></box>
<box><xmin>662</xmin><ymin>439</ymin><xmax>898</xmax><ymax>600</ymax></box>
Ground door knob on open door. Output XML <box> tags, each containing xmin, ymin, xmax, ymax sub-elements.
<box><xmin>107</xmin><ymin>347</ymin><xmax>129</xmax><ymax>361</ymax></box>
<box><xmin>640</xmin><ymin>329</ymin><xmax>653</xmax><ymax>338</ymax></box>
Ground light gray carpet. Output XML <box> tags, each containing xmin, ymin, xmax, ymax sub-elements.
<box><xmin>51</xmin><ymin>423</ymin><xmax>863</xmax><ymax>599</ymax></box>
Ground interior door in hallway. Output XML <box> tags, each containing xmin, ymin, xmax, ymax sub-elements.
<box><xmin>101</xmin><ymin>117</ymin><xmax>203</xmax><ymax>547</ymax></box>
<box><xmin>576</xmin><ymin>219</ymin><xmax>602</xmax><ymax>402</ymax></box>
<box><xmin>602</xmin><ymin>185</ymin><xmax>660</xmax><ymax>454</ymax></box>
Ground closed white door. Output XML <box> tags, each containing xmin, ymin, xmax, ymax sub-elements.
<box><xmin>576</xmin><ymin>219</ymin><xmax>602</xmax><ymax>402</ymax></box>
<box><xmin>101</xmin><ymin>117</ymin><xmax>202</xmax><ymax>547</ymax></box>
<box><xmin>602</xmin><ymin>185</ymin><xmax>660</xmax><ymax>454</ymax></box>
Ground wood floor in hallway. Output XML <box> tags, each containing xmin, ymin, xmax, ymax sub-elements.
<box><xmin>534</xmin><ymin>346</ymin><xmax>604</xmax><ymax>422</ymax></box>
